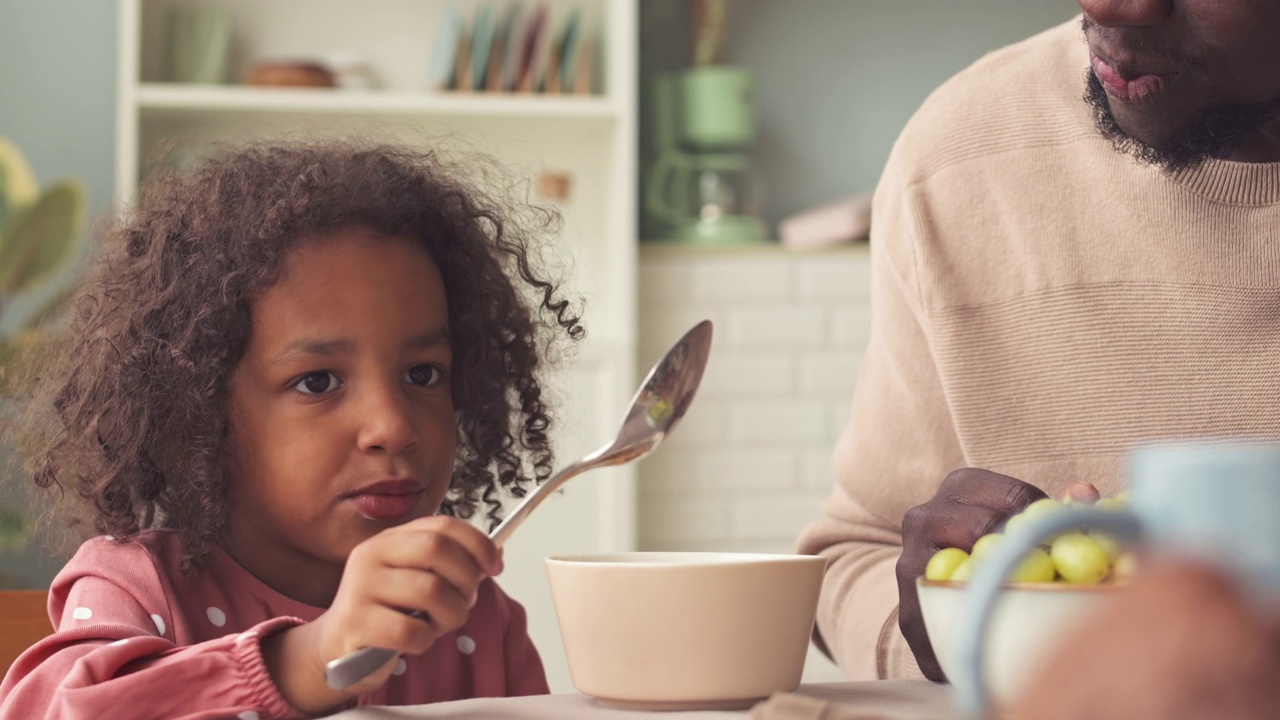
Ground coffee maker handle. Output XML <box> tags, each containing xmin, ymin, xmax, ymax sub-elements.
<box><xmin>645</xmin><ymin>152</ymin><xmax>692</xmax><ymax>226</ymax></box>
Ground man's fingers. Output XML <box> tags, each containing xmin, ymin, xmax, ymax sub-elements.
<box><xmin>906</xmin><ymin>501</ymin><xmax>1011</xmax><ymax>554</ymax></box>
<box><xmin>1056</xmin><ymin>482</ymin><xmax>1101</xmax><ymax>504</ymax></box>
<box><xmin>895</xmin><ymin>554</ymin><xmax>946</xmax><ymax>682</ymax></box>
<box><xmin>939</xmin><ymin>468</ymin><xmax>1049</xmax><ymax>515</ymax></box>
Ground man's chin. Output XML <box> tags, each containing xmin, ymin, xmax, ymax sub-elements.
<box><xmin>1085</xmin><ymin>70</ymin><xmax>1210</xmax><ymax>172</ymax></box>
<box><xmin>1084</xmin><ymin>68</ymin><xmax>1280</xmax><ymax>173</ymax></box>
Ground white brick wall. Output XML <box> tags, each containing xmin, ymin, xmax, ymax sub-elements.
<box><xmin>637</xmin><ymin>243</ymin><xmax>873</xmax><ymax>684</ymax></box>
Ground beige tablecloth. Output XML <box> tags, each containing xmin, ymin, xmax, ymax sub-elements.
<box><xmin>331</xmin><ymin>681</ymin><xmax>954</xmax><ymax>720</ymax></box>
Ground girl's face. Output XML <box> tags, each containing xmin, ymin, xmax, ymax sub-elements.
<box><xmin>225</xmin><ymin>228</ymin><xmax>457</xmax><ymax>592</ymax></box>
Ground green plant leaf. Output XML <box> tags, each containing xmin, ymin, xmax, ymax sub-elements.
<box><xmin>0</xmin><ymin>337</ymin><xmax>20</xmax><ymax>397</ymax></box>
<box><xmin>0</xmin><ymin>505</ymin><xmax>27</xmax><ymax>550</ymax></box>
<box><xmin>0</xmin><ymin>137</ymin><xmax>39</xmax><ymax>234</ymax></box>
<box><xmin>23</xmin><ymin>282</ymin><xmax>79</xmax><ymax>330</ymax></box>
<box><xmin>0</xmin><ymin>180</ymin><xmax>86</xmax><ymax>296</ymax></box>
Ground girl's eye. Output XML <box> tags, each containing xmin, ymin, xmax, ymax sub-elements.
<box><xmin>406</xmin><ymin>365</ymin><xmax>443</xmax><ymax>387</ymax></box>
<box><xmin>294</xmin><ymin>371</ymin><xmax>342</xmax><ymax>395</ymax></box>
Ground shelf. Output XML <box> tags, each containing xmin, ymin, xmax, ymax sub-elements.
<box><xmin>640</xmin><ymin>240</ymin><xmax>870</xmax><ymax>256</ymax></box>
<box><xmin>134</xmin><ymin>83</ymin><xmax>621</xmax><ymax>121</ymax></box>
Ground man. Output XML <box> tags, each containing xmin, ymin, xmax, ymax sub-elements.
<box><xmin>798</xmin><ymin>0</ymin><xmax>1280</xmax><ymax>682</ymax></box>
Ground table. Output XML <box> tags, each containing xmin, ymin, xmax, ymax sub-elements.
<box><xmin>332</xmin><ymin>681</ymin><xmax>955</xmax><ymax>720</ymax></box>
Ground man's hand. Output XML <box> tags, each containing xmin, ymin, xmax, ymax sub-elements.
<box><xmin>1012</xmin><ymin>562</ymin><xmax>1280</xmax><ymax>720</ymax></box>
<box><xmin>896</xmin><ymin>468</ymin><xmax>1048</xmax><ymax>681</ymax></box>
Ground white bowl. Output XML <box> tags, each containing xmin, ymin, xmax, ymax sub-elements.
<box><xmin>917</xmin><ymin>578</ymin><xmax>1116</xmax><ymax>706</ymax></box>
<box><xmin>546</xmin><ymin>552</ymin><xmax>826</xmax><ymax>711</ymax></box>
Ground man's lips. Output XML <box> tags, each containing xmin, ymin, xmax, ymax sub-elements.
<box><xmin>1090</xmin><ymin>51</ymin><xmax>1180</xmax><ymax>103</ymax></box>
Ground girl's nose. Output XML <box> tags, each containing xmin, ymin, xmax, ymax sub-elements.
<box><xmin>356</xmin><ymin>388</ymin><xmax>420</xmax><ymax>456</ymax></box>
<box><xmin>1078</xmin><ymin>0</ymin><xmax>1173</xmax><ymax>27</ymax></box>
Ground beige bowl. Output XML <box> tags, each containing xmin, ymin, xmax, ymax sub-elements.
<box><xmin>917</xmin><ymin>578</ymin><xmax>1117</xmax><ymax>706</ymax></box>
<box><xmin>546</xmin><ymin>552</ymin><xmax>826</xmax><ymax>710</ymax></box>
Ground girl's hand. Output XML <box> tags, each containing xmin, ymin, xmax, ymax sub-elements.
<box><xmin>262</xmin><ymin>516</ymin><xmax>504</xmax><ymax>712</ymax></box>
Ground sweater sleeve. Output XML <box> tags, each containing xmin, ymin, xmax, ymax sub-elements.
<box><xmin>500</xmin><ymin>590</ymin><xmax>549</xmax><ymax>697</ymax></box>
<box><xmin>795</xmin><ymin>135</ymin><xmax>965</xmax><ymax>681</ymax></box>
<box><xmin>0</xmin><ymin>540</ymin><xmax>309</xmax><ymax>720</ymax></box>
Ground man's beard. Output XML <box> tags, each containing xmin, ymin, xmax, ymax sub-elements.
<box><xmin>1084</xmin><ymin>69</ymin><xmax>1280</xmax><ymax>173</ymax></box>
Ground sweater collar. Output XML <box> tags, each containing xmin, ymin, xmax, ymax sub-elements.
<box><xmin>1168</xmin><ymin>157</ymin><xmax>1280</xmax><ymax>207</ymax></box>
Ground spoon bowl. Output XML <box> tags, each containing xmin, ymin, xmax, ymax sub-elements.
<box><xmin>325</xmin><ymin>320</ymin><xmax>715</xmax><ymax>690</ymax></box>
<box><xmin>489</xmin><ymin>318</ymin><xmax>712</xmax><ymax>545</ymax></box>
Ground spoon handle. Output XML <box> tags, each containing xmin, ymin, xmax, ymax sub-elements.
<box><xmin>488</xmin><ymin>459</ymin><xmax>591</xmax><ymax>547</ymax></box>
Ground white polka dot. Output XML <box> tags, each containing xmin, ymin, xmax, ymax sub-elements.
<box><xmin>151</xmin><ymin>614</ymin><xmax>166</xmax><ymax>635</ymax></box>
<box><xmin>238</xmin><ymin>713</ymin><xmax>259</xmax><ymax>720</ymax></box>
<box><xmin>72</xmin><ymin>607</ymin><xmax>93</xmax><ymax>621</ymax></box>
<box><xmin>392</xmin><ymin>658</ymin><xmax>407</xmax><ymax>676</ymax></box>
<box><xmin>109</xmin><ymin>638</ymin><xmax>129</xmax><ymax>647</ymax></box>
<box><xmin>456</xmin><ymin>635</ymin><xmax>476</xmax><ymax>655</ymax></box>
<box><xmin>206</xmin><ymin>606</ymin><xmax>226</xmax><ymax>627</ymax></box>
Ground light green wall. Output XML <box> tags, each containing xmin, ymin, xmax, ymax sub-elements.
<box><xmin>641</xmin><ymin>0</ymin><xmax>1082</xmax><ymax>234</ymax></box>
<box><xmin>0</xmin><ymin>0</ymin><xmax>118</xmax><ymax>336</ymax></box>
<box><xmin>0</xmin><ymin>0</ymin><xmax>117</xmax><ymax>586</ymax></box>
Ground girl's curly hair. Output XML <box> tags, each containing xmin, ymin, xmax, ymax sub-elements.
<box><xmin>22</xmin><ymin>139</ymin><xmax>583</xmax><ymax>572</ymax></box>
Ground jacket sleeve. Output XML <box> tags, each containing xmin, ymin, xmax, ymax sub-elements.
<box><xmin>795</xmin><ymin>138</ymin><xmax>965</xmax><ymax>681</ymax></box>
<box><xmin>0</xmin><ymin>541</ymin><xmax>309</xmax><ymax>720</ymax></box>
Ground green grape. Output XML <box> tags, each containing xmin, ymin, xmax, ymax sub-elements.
<box><xmin>1008</xmin><ymin>547</ymin><xmax>1056</xmax><ymax>583</ymax></box>
<box><xmin>925</xmin><ymin>547</ymin><xmax>970</xmax><ymax>582</ymax></box>
<box><xmin>950</xmin><ymin>558</ymin><xmax>975</xmax><ymax>582</ymax></box>
<box><xmin>1050</xmin><ymin>532</ymin><xmax>1110</xmax><ymax>585</ymax></box>
<box><xmin>1113</xmin><ymin>490</ymin><xmax>1131</xmax><ymax>503</ymax></box>
<box><xmin>970</xmin><ymin>533</ymin><xmax>1003</xmax><ymax>561</ymax></box>
<box><xmin>1091</xmin><ymin>532</ymin><xmax>1124</xmax><ymax>563</ymax></box>
<box><xmin>1004</xmin><ymin>498</ymin><xmax>1066</xmax><ymax>538</ymax></box>
<box><xmin>1094</xmin><ymin>497</ymin><xmax>1128</xmax><ymax>512</ymax></box>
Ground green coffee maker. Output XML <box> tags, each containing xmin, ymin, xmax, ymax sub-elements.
<box><xmin>645</xmin><ymin>66</ymin><xmax>767</xmax><ymax>244</ymax></box>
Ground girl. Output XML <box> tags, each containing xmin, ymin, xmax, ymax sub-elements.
<box><xmin>0</xmin><ymin>141</ymin><xmax>584</xmax><ymax>718</ymax></box>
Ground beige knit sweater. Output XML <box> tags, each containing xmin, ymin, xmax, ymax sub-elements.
<box><xmin>797</xmin><ymin>18</ymin><xmax>1280</xmax><ymax>681</ymax></box>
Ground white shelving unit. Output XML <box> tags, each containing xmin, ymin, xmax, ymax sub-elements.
<box><xmin>135</xmin><ymin>83</ymin><xmax>622</xmax><ymax>118</ymax></box>
<box><xmin>115</xmin><ymin>0</ymin><xmax>638</xmax><ymax>694</ymax></box>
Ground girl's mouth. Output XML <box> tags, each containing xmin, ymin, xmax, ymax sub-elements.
<box><xmin>343</xmin><ymin>477</ymin><xmax>426</xmax><ymax>521</ymax></box>
<box><xmin>347</xmin><ymin>490</ymin><xmax>425</xmax><ymax>521</ymax></box>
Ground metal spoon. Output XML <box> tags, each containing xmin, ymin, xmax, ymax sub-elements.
<box><xmin>325</xmin><ymin>320</ymin><xmax>714</xmax><ymax>690</ymax></box>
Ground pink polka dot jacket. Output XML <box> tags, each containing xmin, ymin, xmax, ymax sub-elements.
<box><xmin>0</xmin><ymin>530</ymin><xmax>549</xmax><ymax>719</ymax></box>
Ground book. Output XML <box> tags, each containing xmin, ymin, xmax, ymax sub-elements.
<box><xmin>500</xmin><ymin>3</ymin><xmax>525</xmax><ymax>91</ymax></box>
<box><xmin>558</xmin><ymin>7</ymin><xmax>582</xmax><ymax>94</ymax></box>
<box><xmin>454</xmin><ymin>28</ymin><xmax>472</xmax><ymax>91</ymax></box>
<box><xmin>487</xmin><ymin>2</ymin><xmax>520</xmax><ymax>92</ymax></box>
<box><xmin>515</xmin><ymin>3</ymin><xmax>548</xmax><ymax>93</ymax></box>
<box><xmin>427</xmin><ymin>1</ymin><xmax>463</xmax><ymax>91</ymax></box>
<box><xmin>574</xmin><ymin>35</ymin><xmax>594</xmax><ymax>95</ymax></box>
<box><xmin>469</xmin><ymin>4</ymin><xmax>495</xmax><ymax>91</ymax></box>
